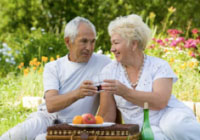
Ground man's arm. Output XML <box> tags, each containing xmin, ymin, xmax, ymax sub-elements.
<box><xmin>45</xmin><ymin>80</ymin><xmax>97</xmax><ymax>113</ymax></box>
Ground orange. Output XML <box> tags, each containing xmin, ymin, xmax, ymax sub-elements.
<box><xmin>72</xmin><ymin>115</ymin><xmax>83</xmax><ymax>124</ymax></box>
<box><xmin>95</xmin><ymin>115</ymin><xmax>104</xmax><ymax>124</ymax></box>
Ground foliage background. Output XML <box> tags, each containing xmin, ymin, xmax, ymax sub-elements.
<box><xmin>1</xmin><ymin>0</ymin><xmax>200</xmax><ymax>76</ymax></box>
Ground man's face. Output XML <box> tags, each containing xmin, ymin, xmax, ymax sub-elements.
<box><xmin>67</xmin><ymin>23</ymin><xmax>96</xmax><ymax>63</ymax></box>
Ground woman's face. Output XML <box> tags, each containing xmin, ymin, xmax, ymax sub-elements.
<box><xmin>110</xmin><ymin>33</ymin><xmax>131</xmax><ymax>63</ymax></box>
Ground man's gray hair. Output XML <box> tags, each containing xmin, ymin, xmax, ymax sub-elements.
<box><xmin>64</xmin><ymin>16</ymin><xmax>96</xmax><ymax>42</ymax></box>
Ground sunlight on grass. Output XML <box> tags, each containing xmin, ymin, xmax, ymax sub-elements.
<box><xmin>0</xmin><ymin>68</ymin><xmax>43</xmax><ymax>135</ymax></box>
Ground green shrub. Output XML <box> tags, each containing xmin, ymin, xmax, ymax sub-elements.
<box><xmin>0</xmin><ymin>29</ymin><xmax>67</xmax><ymax>76</ymax></box>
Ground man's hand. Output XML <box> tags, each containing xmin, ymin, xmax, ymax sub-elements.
<box><xmin>45</xmin><ymin>80</ymin><xmax>98</xmax><ymax>113</ymax></box>
<box><xmin>76</xmin><ymin>80</ymin><xmax>98</xmax><ymax>98</ymax></box>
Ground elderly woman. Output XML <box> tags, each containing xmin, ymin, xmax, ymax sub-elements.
<box><xmin>98</xmin><ymin>14</ymin><xmax>200</xmax><ymax>140</ymax></box>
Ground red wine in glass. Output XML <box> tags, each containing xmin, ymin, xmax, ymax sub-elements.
<box><xmin>96</xmin><ymin>85</ymin><xmax>102</xmax><ymax>91</ymax></box>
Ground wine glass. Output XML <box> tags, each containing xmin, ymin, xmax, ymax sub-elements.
<box><xmin>89</xmin><ymin>74</ymin><xmax>102</xmax><ymax>93</ymax></box>
<box><xmin>90</xmin><ymin>73</ymin><xmax>115</xmax><ymax>93</ymax></box>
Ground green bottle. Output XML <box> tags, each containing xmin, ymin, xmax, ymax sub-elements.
<box><xmin>140</xmin><ymin>102</ymin><xmax>154</xmax><ymax>140</ymax></box>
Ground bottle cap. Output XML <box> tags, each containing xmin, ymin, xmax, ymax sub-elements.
<box><xmin>144</xmin><ymin>102</ymin><xmax>148</xmax><ymax>109</ymax></box>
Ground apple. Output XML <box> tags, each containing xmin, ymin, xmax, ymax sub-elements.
<box><xmin>82</xmin><ymin>113</ymin><xmax>96</xmax><ymax>124</ymax></box>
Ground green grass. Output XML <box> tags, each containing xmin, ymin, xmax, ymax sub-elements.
<box><xmin>0</xmin><ymin>103</ymin><xmax>34</xmax><ymax>135</ymax></box>
<box><xmin>0</xmin><ymin>72</ymin><xmax>43</xmax><ymax>135</ymax></box>
<box><xmin>173</xmin><ymin>68</ymin><xmax>200</xmax><ymax>102</ymax></box>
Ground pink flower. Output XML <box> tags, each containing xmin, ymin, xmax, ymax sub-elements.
<box><xmin>190</xmin><ymin>52</ymin><xmax>196</xmax><ymax>57</ymax></box>
<box><xmin>156</xmin><ymin>39</ymin><xmax>163</xmax><ymax>43</ymax></box>
<box><xmin>167</xmin><ymin>29</ymin><xmax>183</xmax><ymax>37</ymax></box>
<box><xmin>148</xmin><ymin>44</ymin><xmax>155</xmax><ymax>49</ymax></box>
<box><xmin>165</xmin><ymin>38</ymin><xmax>169</xmax><ymax>42</ymax></box>
<box><xmin>170</xmin><ymin>40</ymin><xmax>177</xmax><ymax>47</ymax></box>
<box><xmin>156</xmin><ymin>39</ymin><xmax>165</xmax><ymax>46</ymax></box>
<box><xmin>192</xmin><ymin>28</ymin><xmax>199</xmax><ymax>34</ymax></box>
<box><xmin>176</xmin><ymin>37</ymin><xmax>185</xmax><ymax>43</ymax></box>
<box><xmin>184</xmin><ymin>39</ymin><xmax>197</xmax><ymax>48</ymax></box>
<box><xmin>152</xmin><ymin>38</ymin><xmax>156</xmax><ymax>41</ymax></box>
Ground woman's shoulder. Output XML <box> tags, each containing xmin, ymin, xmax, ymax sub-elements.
<box><xmin>145</xmin><ymin>55</ymin><xmax>177</xmax><ymax>82</ymax></box>
<box><xmin>146</xmin><ymin>55</ymin><xmax>169</xmax><ymax>66</ymax></box>
<box><xmin>145</xmin><ymin>55</ymin><xmax>172</xmax><ymax>74</ymax></box>
<box><xmin>147</xmin><ymin>55</ymin><xmax>166</xmax><ymax>62</ymax></box>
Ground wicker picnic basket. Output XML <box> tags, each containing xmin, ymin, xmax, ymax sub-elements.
<box><xmin>46</xmin><ymin>123</ymin><xmax>140</xmax><ymax>140</ymax></box>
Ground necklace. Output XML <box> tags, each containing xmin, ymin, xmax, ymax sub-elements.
<box><xmin>123</xmin><ymin>54</ymin><xmax>146</xmax><ymax>88</ymax></box>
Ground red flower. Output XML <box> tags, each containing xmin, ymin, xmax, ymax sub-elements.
<box><xmin>167</xmin><ymin>29</ymin><xmax>183</xmax><ymax>37</ymax></box>
<box><xmin>192</xmin><ymin>28</ymin><xmax>199</xmax><ymax>34</ymax></box>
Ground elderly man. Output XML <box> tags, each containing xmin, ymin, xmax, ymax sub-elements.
<box><xmin>0</xmin><ymin>17</ymin><xmax>111</xmax><ymax>140</ymax></box>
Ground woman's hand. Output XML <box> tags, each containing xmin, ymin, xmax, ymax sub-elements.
<box><xmin>101</xmin><ymin>79</ymin><xmax>131</xmax><ymax>97</ymax></box>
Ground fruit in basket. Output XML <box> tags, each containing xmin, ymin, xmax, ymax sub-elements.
<box><xmin>82</xmin><ymin>113</ymin><xmax>96</xmax><ymax>124</ymax></box>
<box><xmin>72</xmin><ymin>115</ymin><xmax>83</xmax><ymax>124</ymax></box>
<box><xmin>95</xmin><ymin>115</ymin><xmax>104</xmax><ymax>124</ymax></box>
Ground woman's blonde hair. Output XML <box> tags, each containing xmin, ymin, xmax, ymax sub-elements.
<box><xmin>108</xmin><ymin>14</ymin><xmax>152</xmax><ymax>50</ymax></box>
